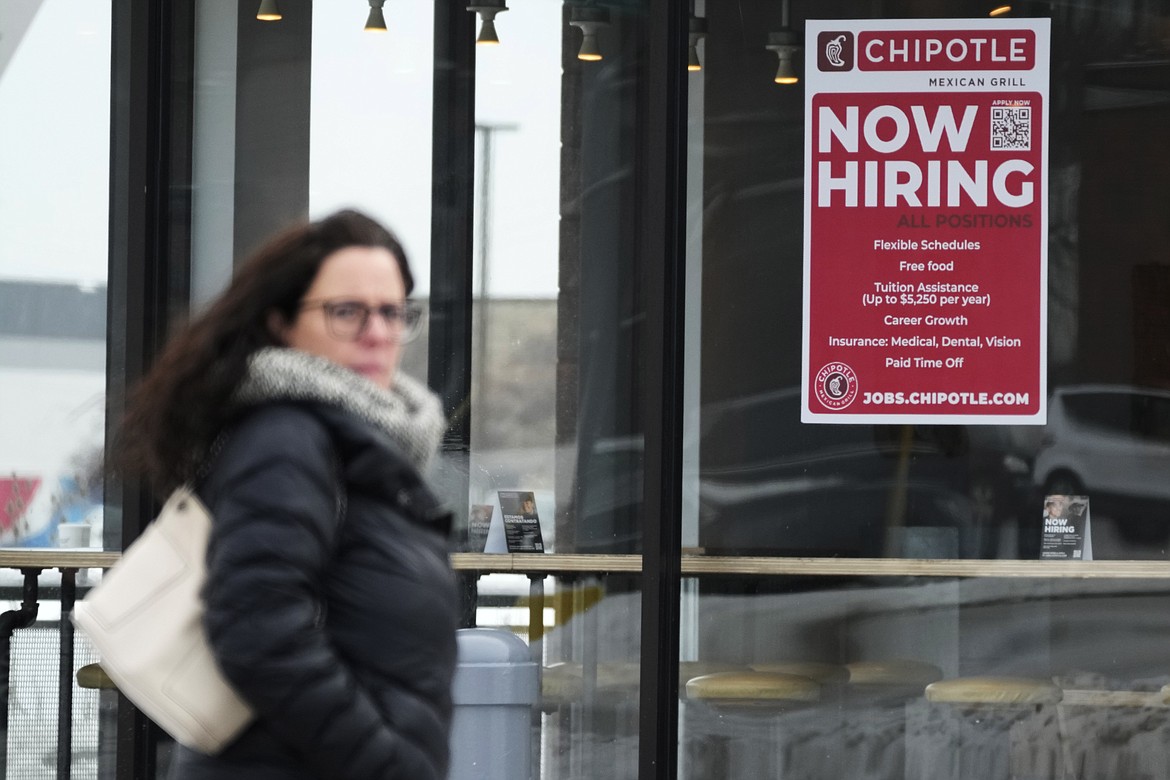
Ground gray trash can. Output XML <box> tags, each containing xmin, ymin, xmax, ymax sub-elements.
<box><xmin>449</xmin><ymin>628</ymin><xmax>539</xmax><ymax>780</ymax></box>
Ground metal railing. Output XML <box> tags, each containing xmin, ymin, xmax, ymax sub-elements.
<box><xmin>0</xmin><ymin>567</ymin><xmax>102</xmax><ymax>778</ymax></box>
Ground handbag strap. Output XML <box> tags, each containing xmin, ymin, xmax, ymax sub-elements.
<box><xmin>195</xmin><ymin>432</ymin><xmax>232</xmax><ymax>484</ymax></box>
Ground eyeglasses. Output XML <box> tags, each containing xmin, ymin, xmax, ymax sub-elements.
<box><xmin>299</xmin><ymin>299</ymin><xmax>424</xmax><ymax>343</ymax></box>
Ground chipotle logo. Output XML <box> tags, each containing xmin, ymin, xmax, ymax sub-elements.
<box><xmin>857</xmin><ymin>30</ymin><xmax>1036</xmax><ymax>70</ymax></box>
<box><xmin>817</xmin><ymin>31</ymin><xmax>854</xmax><ymax>72</ymax></box>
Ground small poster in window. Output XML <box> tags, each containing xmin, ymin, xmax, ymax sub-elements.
<box><xmin>1040</xmin><ymin>494</ymin><xmax>1092</xmax><ymax>560</ymax></box>
<box><xmin>498</xmin><ymin>490</ymin><xmax>545</xmax><ymax>553</ymax></box>
<box><xmin>467</xmin><ymin>504</ymin><xmax>494</xmax><ymax>553</ymax></box>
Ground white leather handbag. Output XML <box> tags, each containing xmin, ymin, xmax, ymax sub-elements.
<box><xmin>73</xmin><ymin>486</ymin><xmax>255</xmax><ymax>754</ymax></box>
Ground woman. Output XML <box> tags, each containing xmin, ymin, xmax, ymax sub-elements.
<box><xmin>116</xmin><ymin>210</ymin><xmax>457</xmax><ymax>779</ymax></box>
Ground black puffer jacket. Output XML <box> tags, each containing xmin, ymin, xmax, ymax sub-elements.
<box><xmin>168</xmin><ymin>349</ymin><xmax>458</xmax><ymax>780</ymax></box>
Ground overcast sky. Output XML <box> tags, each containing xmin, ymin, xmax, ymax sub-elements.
<box><xmin>0</xmin><ymin>0</ymin><xmax>111</xmax><ymax>289</ymax></box>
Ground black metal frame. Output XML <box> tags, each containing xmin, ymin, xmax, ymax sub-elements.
<box><xmin>636</xmin><ymin>0</ymin><xmax>689</xmax><ymax>777</ymax></box>
<box><xmin>57</xmin><ymin>570</ymin><xmax>78</xmax><ymax>779</ymax></box>
<box><xmin>428</xmin><ymin>0</ymin><xmax>480</xmax><ymax>627</ymax></box>
<box><xmin>428</xmin><ymin>0</ymin><xmax>477</xmax><ymax>439</ymax></box>
<box><xmin>107</xmin><ymin>0</ymin><xmax>195</xmax><ymax>777</ymax></box>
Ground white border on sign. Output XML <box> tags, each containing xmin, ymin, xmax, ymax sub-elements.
<box><xmin>800</xmin><ymin>17</ymin><xmax>1050</xmax><ymax>425</ymax></box>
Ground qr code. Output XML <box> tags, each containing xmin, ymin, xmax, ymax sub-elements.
<box><xmin>990</xmin><ymin>106</ymin><xmax>1031</xmax><ymax>150</ymax></box>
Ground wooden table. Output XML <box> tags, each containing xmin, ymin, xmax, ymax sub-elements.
<box><xmin>450</xmin><ymin>553</ymin><xmax>1170</xmax><ymax>579</ymax></box>
<box><xmin>2</xmin><ymin>549</ymin><xmax>1167</xmax><ymax>578</ymax></box>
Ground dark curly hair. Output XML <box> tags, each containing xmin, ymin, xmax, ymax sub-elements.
<box><xmin>115</xmin><ymin>209</ymin><xmax>412</xmax><ymax>493</ymax></box>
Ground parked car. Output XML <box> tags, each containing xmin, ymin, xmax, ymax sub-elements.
<box><xmin>697</xmin><ymin>388</ymin><xmax>1035</xmax><ymax>559</ymax></box>
<box><xmin>1033</xmin><ymin>384</ymin><xmax>1170</xmax><ymax>548</ymax></box>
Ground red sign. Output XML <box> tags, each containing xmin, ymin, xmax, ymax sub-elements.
<box><xmin>0</xmin><ymin>477</ymin><xmax>41</xmax><ymax>532</ymax></box>
<box><xmin>803</xmin><ymin>19</ymin><xmax>1049</xmax><ymax>424</ymax></box>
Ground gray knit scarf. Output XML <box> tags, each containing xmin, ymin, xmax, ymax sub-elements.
<box><xmin>234</xmin><ymin>347</ymin><xmax>446</xmax><ymax>473</ymax></box>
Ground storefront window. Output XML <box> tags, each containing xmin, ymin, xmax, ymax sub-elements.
<box><xmin>466</xmin><ymin>2</ymin><xmax>562</xmax><ymax>550</ymax></box>
<box><xmin>16</xmin><ymin>0</ymin><xmax>1166</xmax><ymax>777</ymax></box>
<box><xmin>0</xmin><ymin>1</ymin><xmax>110</xmax><ymax>552</ymax></box>
<box><xmin>0</xmin><ymin>3</ymin><xmax>111</xmax><ymax>775</ymax></box>
<box><xmin>308</xmin><ymin>2</ymin><xmax>435</xmax><ymax>291</ymax></box>
<box><xmin>183</xmin><ymin>3</ymin><xmax>656</xmax><ymax>777</ymax></box>
<box><xmin>680</xmin><ymin>2</ymin><xmax>1170</xmax><ymax>778</ymax></box>
<box><xmin>691</xmin><ymin>0</ymin><xmax>1170</xmax><ymax>562</ymax></box>
<box><xmin>463</xmin><ymin>5</ymin><xmax>652</xmax><ymax>777</ymax></box>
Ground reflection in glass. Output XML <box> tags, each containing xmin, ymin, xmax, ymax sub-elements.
<box><xmin>681</xmin><ymin>574</ymin><xmax>1170</xmax><ymax>779</ymax></box>
<box><xmin>681</xmin><ymin>0</ymin><xmax>1170</xmax><ymax>774</ymax></box>
<box><xmin>0</xmin><ymin>1</ymin><xmax>109</xmax><ymax>551</ymax></box>
<box><xmin>464</xmin><ymin>3</ymin><xmax>653</xmax><ymax>778</ymax></box>
<box><xmin>692</xmin><ymin>0</ymin><xmax>1170</xmax><ymax>561</ymax></box>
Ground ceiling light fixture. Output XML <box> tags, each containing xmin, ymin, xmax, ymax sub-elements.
<box><xmin>256</xmin><ymin>0</ymin><xmax>281</xmax><ymax>21</ymax></box>
<box><xmin>989</xmin><ymin>5</ymin><xmax>1012</xmax><ymax>16</ymax></box>
<box><xmin>365</xmin><ymin>0</ymin><xmax>388</xmax><ymax>32</ymax></box>
<box><xmin>688</xmin><ymin>13</ymin><xmax>708</xmax><ymax>72</ymax></box>
<box><xmin>767</xmin><ymin>31</ymin><xmax>800</xmax><ymax>84</ymax></box>
<box><xmin>468</xmin><ymin>1</ymin><xmax>508</xmax><ymax>45</ymax></box>
<box><xmin>765</xmin><ymin>0</ymin><xmax>801</xmax><ymax>85</ymax></box>
<box><xmin>570</xmin><ymin>5</ymin><xmax>610</xmax><ymax>62</ymax></box>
